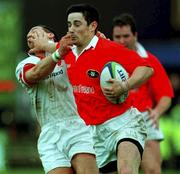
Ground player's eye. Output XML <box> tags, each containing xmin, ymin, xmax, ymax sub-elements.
<box><xmin>114</xmin><ymin>35</ymin><xmax>121</xmax><ymax>39</ymax></box>
<box><xmin>123</xmin><ymin>34</ymin><xmax>130</xmax><ymax>38</ymax></box>
<box><xmin>73</xmin><ymin>21</ymin><xmax>81</xmax><ymax>27</ymax></box>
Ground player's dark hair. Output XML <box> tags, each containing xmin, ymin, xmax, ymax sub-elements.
<box><xmin>112</xmin><ymin>13</ymin><xmax>137</xmax><ymax>35</ymax></box>
<box><xmin>66</xmin><ymin>3</ymin><xmax>99</xmax><ymax>32</ymax></box>
<box><xmin>38</xmin><ymin>25</ymin><xmax>59</xmax><ymax>42</ymax></box>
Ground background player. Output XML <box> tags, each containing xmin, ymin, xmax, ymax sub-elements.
<box><xmin>112</xmin><ymin>13</ymin><xmax>174</xmax><ymax>174</ymax></box>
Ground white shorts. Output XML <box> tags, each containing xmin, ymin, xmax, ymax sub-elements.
<box><xmin>38</xmin><ymin>116</ymin><xmax>95</xmax><ymax>173</ymax></box>
<box><xmin>91</xmin><ymin>107</ymin><xmax>147</xmax><ymax>168</ymax></box>
<box><xmin>142</xmin><ymin>111</ymin><xmax>164</xmax><ymax>141</ymax></box>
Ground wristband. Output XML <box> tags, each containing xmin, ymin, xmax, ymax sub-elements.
<box><xmin>51</xmin><ymin>50</ymin><xmax>60</xmax><ymax>63</ymax></box>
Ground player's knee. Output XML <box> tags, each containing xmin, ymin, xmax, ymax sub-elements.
<box><xmin>143</xmin><ymin>166</ymin><xmax>161</xmax><ymax>174</ymax></box>
<box><xmin>118</xmin><ymin>164</ymin><xmax>133</xmax><ymax>174</ymax></box>
<box><xmin>75</xmin><ymin>168</ymin><xmax>98</xmax><ymax>174</ymax></box>
<box><xmin>118</xmin><ymin>168</ymin><xmax>132</xmax><ymax>174</ymax></box>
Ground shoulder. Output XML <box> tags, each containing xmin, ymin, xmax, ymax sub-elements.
<box><xmin>18</xmin><ymin>55</ymin><xmax>40</xmax><ymax>65</ymax></box>
<box><xmin>16</xmin><ymin>55</ymin><xmax>40</xmax><ymax>69</ymax></box>
<box><xmin>97</xmin><ymin>37</ymin><xmax>126</xmax><ymax>51</ymax></box>
<box><xmin>15</xmin><ymin>55</ymin><xmax>40</xmax><ymax>78</ymax></box>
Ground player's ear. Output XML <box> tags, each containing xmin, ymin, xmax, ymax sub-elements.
<box><xmin>48</xmin><ymin>32</ymin><xmax>55</xmax><ymax>39</ymax></box>
<box><xmin>90</xmin><ymin>21</ymin><xmax>98</xmax><ymax>32</ymax></box>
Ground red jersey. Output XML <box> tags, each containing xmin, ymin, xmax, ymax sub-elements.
<box><xmin>65</xmin><ymin>37</ymin><xmax>150</xmax><ymax>125</ymax></box>
<box><xmin>130</xmin><ymin>51</ymin><xmax>174</xmax><ymax>112</ymax></box>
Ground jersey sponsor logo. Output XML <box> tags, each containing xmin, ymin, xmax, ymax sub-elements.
<box><xmin>73</xmin><ymin>84</ymin><xmax>95</xmax><ymax>94</ymax></box>
<box><xmin>87</xmin><ymin>69</ymin><xmax>99</xmax><ymax>78</ymax></box>
<box><xmin>45</xmin><ymin>69</ymin><xmax>64</xmax><ymax>79</ymax></box>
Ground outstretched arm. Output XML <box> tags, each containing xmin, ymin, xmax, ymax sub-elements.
<box><xmin>26</xmin><ymin>33</ymin><xmax>73</xmax><ymax>84</ymax></box>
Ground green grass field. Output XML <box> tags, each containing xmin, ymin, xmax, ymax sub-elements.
<box><xmin>1</xmin><ymin>168</ymin><xmax>180</xmax><ymax>174</ymax></box>
<box><xmin>1</xmin><ymin>168</ymin><xmax>43</xmax><ymax>174</ymax></box>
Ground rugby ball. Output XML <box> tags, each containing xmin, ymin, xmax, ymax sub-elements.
<box><xmin>100</xmin><ymin>61</ymin><xmax>129</xmax><ymax>104</ymax></box>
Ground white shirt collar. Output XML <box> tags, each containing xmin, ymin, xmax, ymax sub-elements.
<box><xmin>135</xmin><ymin>42</ymin><xmax>148</xmax><ymax>58</ymax></box>
<box><xmin>72</xmin><ymin>35</ymin><xmax>99</xmax><ymax>59</ymax></box>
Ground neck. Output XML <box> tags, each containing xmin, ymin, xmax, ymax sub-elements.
<box><xmin>35</xmin><ymin>51</ymin><xmax>46</xmax><ymax>59</ymax></box>
<box><xmin>76</xmin><ymin>34</ymin><xmax>94</xmax><ymax>55</ymax></box>
<box><xmin>131</xmin><ymin>42</ymin><xmax>137</xmax><ymax>51</ymax></box>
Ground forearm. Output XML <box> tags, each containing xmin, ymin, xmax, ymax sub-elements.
<box><xmin>153</xmin><ymin>96</ymin><xmax>172</xmax><ymax>116</ymax></box>
<box><xmin>127</xmin><ymin>66</ymin><xmax>154</xmax><ymax>90</ymax></box>
<box><xmin>26</xmin><ymin>51</ymin><xmax>61</xmax><ymax>83</ymax></box>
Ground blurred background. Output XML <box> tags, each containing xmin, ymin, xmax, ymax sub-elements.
<box><xmin>0</xmin><ymin>0</ymin><xmax>180</xmax><ymax>173</ymax></box>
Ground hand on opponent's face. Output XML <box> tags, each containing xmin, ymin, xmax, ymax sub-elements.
<box><xmin>28</xmin><ymin>28</ymin><xmax>53</xmax><ymax>54</ymax></box>
<box><xmin>57</xmin><ymin>33</ymin><xmax>74</xmax><ymax>57</ymax></box>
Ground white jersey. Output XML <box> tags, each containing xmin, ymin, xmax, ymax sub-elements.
<box><xmin>15</xmin><ymin>55</ymin><xmax>79</xmax><ymax>126</ymax></box>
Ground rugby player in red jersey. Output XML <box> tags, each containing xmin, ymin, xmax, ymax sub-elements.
<box><xmin>29</xmin><ymin>4</ymin><xmax>154</xmax><ymax>174</ymax></box>
<box><xmin>112</xmin><ymin>13</ymin><xmax>174</xmax><ymax>174</ymax></box>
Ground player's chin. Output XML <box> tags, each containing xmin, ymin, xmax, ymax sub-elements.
<box><xmin>73</xmin><ymin>41</ymin><xmax>81</xmax><ymax>46</ymax></box>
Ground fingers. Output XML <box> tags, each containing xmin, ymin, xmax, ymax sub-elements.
<box><xmin>64</xmin><ymin>32</ymin><xmax>72</xmax><ymax>38</ymax></box>
<box><xmin>28</xmin><ymin>48</ymin><xmax>38</xmax><ymax>54</ymax></box>
<box><xmin>58</xmin><ymin>33</ymin><xmax>74</xmax><ymax>57</ymax></box>
<box><xmin>61</xmin><ymin>33</ymin><xmax>72</xmax><ymax>41</ymax></box>
<box><xmin>96</xmin><ymin>31</ymin><xmax>107</xmax><ymax>39</ymax></box>
<box><xmin>35</xmin><ymin>30</ymin><xmax>44</xmax><ymax>38</ymax></box>
<box><xmin>28</xmin><ymin>29</ymin><xmax>46</xmax><ymax>43</ymax></box>
<box><xmin>102</xmin><ymin>87</ymin><xmax>113</xmax><ymax>96</ymax></box>
<box><xmin>27</xmin><ymin>30</ymin><xmax>50</xmax><ymax>53</ymax></box>
<box><xmin>103</xmin><ymin>89</ymin><xmax>117</xmax><ymax>100</ymax></box>
<box><xmin>30</xmin><ymin>29</ymin><xmax>45</xmax><ymax>39</ymax></box>
<box><xmin>146</xmin><ymin>109</ymin><xmax>159</xmax><ymax>128</ymax></box>
<box><xmin>102</xmin><ymin>79</ymin><xmax>126</xmax><ymax>98</ymax></box>
<box><xmin>60</xmin><ymin>34</ymin><xmax>73</xmax><ymax>46</ymax></box>
<box><xmin>58</xmin><ymin>35</ymin><xmax>73</xmax><ymax>57</ymax></box>
<box><xmin>102</xmin><ymin>86</ymin><xmax>120</xmax><ymax>100</ymax></box>
<box><xmin>106</xmin><ymin>78</ymin><xmax>115</xmax><ymax>83</ymax></box>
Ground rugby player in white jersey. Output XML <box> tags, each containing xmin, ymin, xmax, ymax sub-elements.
<box><xmin>15</xmin><ymin>25</ymin><xmax>99</xmax><ymax>174</ymax></box>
